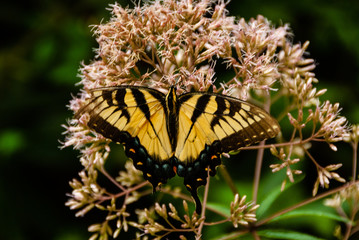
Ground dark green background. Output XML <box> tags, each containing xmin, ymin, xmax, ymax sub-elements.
<box><xmin>0</xmin><ymin>0</ymin><xmax>358</xmax><ymax>239</ymax></box>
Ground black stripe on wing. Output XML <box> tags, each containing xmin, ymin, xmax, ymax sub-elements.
<box><xmin>131</xmin><ymin>88</ymin><xmax>151</xmax><ymax>120</ymax></box>
<box><xmin>183</xmin><ymin>94</ymin><xmax>211</xmax><ymax>144</ymax></box>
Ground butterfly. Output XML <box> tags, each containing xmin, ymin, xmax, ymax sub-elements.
<box><xmin>76</xmin><ymin>85</ymin><xmax>280</xmax><ymax>213</ymax></box>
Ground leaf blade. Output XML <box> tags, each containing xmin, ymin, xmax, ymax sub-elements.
<box><xmin>257</xmin><ymin>229</ymin><xmax>325</xmax><ymax>240</ymax></box>
<box><xmin>269</xmin><ymin>209</ymin><xmax>351</xmax><ymax>224</ymax></box>
<box><xmin>257</xmin><ymin>174</ymin><xmax>305</xmax><ymax>218</ymax></box>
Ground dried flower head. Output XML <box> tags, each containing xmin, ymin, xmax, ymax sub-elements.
<box><xmin>344</xmin><ymin>124</ymin><xmax>359</xmax><ymax>144</ymax></box>
<box><xmin>131</xmin><ymin>201</ymin><xmax>204</xmax><ymax>238</ymax></box>
<box><xmin>339</xmin><ymin>182</ymin><xmax>359</xmax><ymax>205</ymax></box>
<box><xmin>316</xmin><ymin>101</ymin><xmax>349</xmax><ymax>144</ymax></box>
<box><xmin>230</xmin><ymin>194</ymin><xmax>259</xmax><ymax>228</ymax></box>
<box><xmin>313</xmin><ymin>164</ymin><xmax>346</xmax><ymax>196</ymax></box>
<box><xmin>269</xmin><ymin>146</ymin><xmax>303</xmax><ymax>190</ymax></box>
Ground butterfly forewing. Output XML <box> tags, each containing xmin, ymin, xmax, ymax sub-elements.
<box><xmin>77</xmin><ymin>86</ymin><xmax>173</xmax><ymax>162</ymax></box>
<box><xmin>175</xmin><ymin>92</ymin><xmax>280</xmax><ymax>163</ymax></box>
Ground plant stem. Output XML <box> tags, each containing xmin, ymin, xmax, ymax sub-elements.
<box><xmin>100</xmin><ymin>166</ymin><xmax>126</xmax><ymax>191</ymax></box>
<box><xmin>253</xmin><ymin>140</ymin><xmax>265</xmax><ymax>204</ymax></box>
<box><xmin>343</xmin><ymin>208</ymin><xmax>356</xmax><ymax>240</ymax></box>
<box><xmin>344</xmin><ymin>178</ymin><xmax>359</xmax><ymax>239</ymax></box>
<box><xmin>241</xmin><ymin>134</ymin><xmax>327</xmax><ymax>151</ymax></box>
<box><xmin>252</xmin><ymin>230</ymin><xmax>260</xmax><ymax>240</ymax></box>
<box><xmin>196</xmin><ymin>170</ymin><xmax>210</xmax><ymax>239</ymax></box>
<box><xmin>204</xmin><ymin>218</ymin><xmax>229</xmax><ymax>226</ymax></box>
<box><xmin>97</xmin><ymin>181</ymin><xmax>149</xmax><ymax>204</ymax></box>
<box><xmin>202</xmin><ymin>170</ymin><xmax>211</xmax><ymax>215</ymax></box>
<box><xmin>219</xmin><ymin>165</ymin><xmax>239</xmax><ymax>196</ymax></box>
<box><xmin>253</xmin><ymin>96</ymin><xmax>271</xmax><ymax>204</ymax></box>
<box><xmin>352</xmin><ymin>141</ymin><xmax>358</xmax><ymax>182</ymax></box>
<box><xmin>303</xmin><ymin>147</ymin><xmax>320</xmax><ymax>168</ymax></box>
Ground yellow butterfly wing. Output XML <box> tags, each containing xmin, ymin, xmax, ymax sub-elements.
<box><xmin>76</xmin><ymin>86</ymin><xmax>174</xmax><ymax>187</ymax></box>
<box><xmin>175</xmin><ymin>92</ymin><xmax>280</xmax><ymax>164</ymax></box>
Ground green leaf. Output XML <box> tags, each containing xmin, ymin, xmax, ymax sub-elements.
<box><xmin>206</xmin><ymin>202</ymin><xmax>230</xmax><ymax>217</ymax></box>
<box><xmin>257</xmin><ymin>229</ymin><xmax>325</xmax><ymax>240</ymax></box>
<box><xmin>257</xmin><ymin>174</ymin><xmax>305</xmax><ymax>218</ymax></box>
<box><xmin>269</xmin><ymin>209</ymin><xmax>351</xmax><ymax>224</ymax></box>
<box><xmin>211</xmin><ymin>231</ymin><xmax>251</xmax><ymax>240</ymax></box>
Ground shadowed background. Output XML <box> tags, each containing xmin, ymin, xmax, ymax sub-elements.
<box><xmin>0</xmin><ymin>0</ymin><xmax>358</xmax><ymax>239</ymax></box>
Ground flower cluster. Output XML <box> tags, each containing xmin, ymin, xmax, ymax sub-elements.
<box><xmin>131</xmin><ymin>201</ymin><xmax>205</xmax><ymax>239</ymax></box>
<box><xmin>312</xmin><ymin>164</ymin><xmax>346</xmax><ymax>196</ymax></box>
<box><xmin>269</xmin><ymin>146</ymin><xmax>302</xmax><ymax>191</ymax></box>
<box><xmin>62</xmin><ymin>0</ymin><xmax>355</xmax><ymax>239</ymax></box>
<box><xmin>230</xmin><ymin>194</ymin><xmax>259</xmax><ymax>228</ymax></box>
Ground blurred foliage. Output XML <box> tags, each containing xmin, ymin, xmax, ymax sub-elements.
<box><xmin>0</xmin><ymin>0</ymin><xmax>358</xmax><ymax>239</ymax></box>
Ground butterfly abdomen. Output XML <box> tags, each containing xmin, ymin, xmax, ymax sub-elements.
<box><xmin>165</xmin><ymin>86</ymin><xmax>179</xmax><ymax>150</ymax></box>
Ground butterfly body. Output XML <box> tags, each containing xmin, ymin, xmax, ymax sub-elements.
<box><xmin>77</xmin><ymin>85</ymin><xmax>280</xmax><ymax>213</ymax></box>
